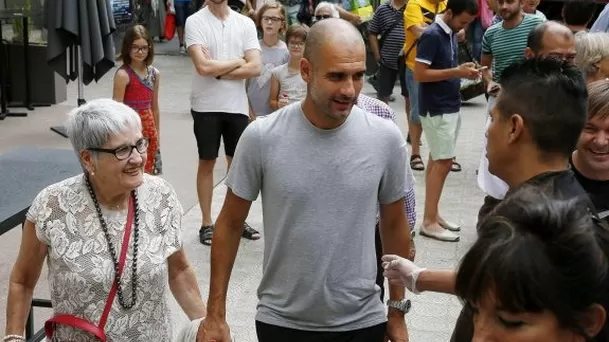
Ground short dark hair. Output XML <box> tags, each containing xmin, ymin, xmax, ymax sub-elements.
<box><xmin>527</xmin><ymin>22</ymin><xmax>549</xmax><ymax>53</ymax></box>
<box><xmin>456</xmin><ymin>186</ymin><xmax>609</xmax><ymax>340</ymax></box>
<box><xmin>285</xmin><ymin>24</ymin><xmax>309</xmax><ymax>43</ymax></box>
<box><xmin>120</xmin><ymin>25</ymin><xmax>154</xmax><ymax>66</ymax></box>
<box><xmin>446</xmin><ymin>0</ymin><xmax>479</xmax><ymax>16</ymax></box>
<box><xmin>563</xmin><ymin>0</ymin><xmax>597</xmax><ymax>26</ymax></box>
<box><xmin>496</xmin><ymin>57</ymin><xmax>588</xmax><ymax>158</ymax></box>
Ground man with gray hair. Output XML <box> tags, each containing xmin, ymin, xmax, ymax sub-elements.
<box><xmin>196</xmin><ymin>18</ymin><xmax>411</xmax><ymax>342</ymax></box>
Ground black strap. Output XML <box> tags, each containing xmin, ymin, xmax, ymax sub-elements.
<box><xmin>378</xmin><ymin>4</ymin><xmax>406</xmax><ymax>47</ymax></box>
<box><xmin>403</xmin><ymin>2</ymin><xmax>440</xmax><ymax>60</ymax></box>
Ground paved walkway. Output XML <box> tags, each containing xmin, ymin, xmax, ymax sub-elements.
<box><xmin>0</xmin><ymin>54</ymin><xmax>489</xmax><ymax>341</ymax></box>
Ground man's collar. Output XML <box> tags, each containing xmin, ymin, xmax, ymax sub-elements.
<box><xmin>436</xmin><ymin>15</ymin><xmax>452</xmax><ymax>34</ymax></box>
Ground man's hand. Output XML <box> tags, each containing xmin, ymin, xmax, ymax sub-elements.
<box><xmin>456</xmin><ymin>29</ymin><xmax>466</xmax><ymax>42</ymax></box>
<box><xmin>382</xmin><ymin>254</ymin><xmax>427</xmax><ymax>294</ymax></box>
<box><xmin>196</xmin><ymin>316</ymin><xmax>231</xmax><ymax>342</ymax></box>
<box><xmin>456</xmin><ymin>62</ymin><xmax>481</xmax><ymax>80</ymax></box>
<box><xmin>385</xmin><ymin>314</ymin><xmax>408</xmax><ymax>342</ymax></box>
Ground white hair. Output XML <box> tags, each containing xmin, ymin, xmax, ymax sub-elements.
<box><xmin>66</xmin><ymin>98</ymin><xmax>142</xmax><ymax>159</ymax></box>
<box><xmin>574</xmin><ymin>32</ymin><xmax>609</xmax><ymax>78</ymax></box>
<box><xmin>314</xmin><ymin>1</ymin><xmax>340</xmax><ymax>19</ymax></box>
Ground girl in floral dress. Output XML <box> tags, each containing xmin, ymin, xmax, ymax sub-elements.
<box><xmin>113</xmin><ymin>25</ymin><xmax>161</xmax><ymax>174</ymax></box>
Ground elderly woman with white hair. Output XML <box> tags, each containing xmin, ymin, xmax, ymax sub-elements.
<box><xmin>4</xmin><ymin>99</ymin><xmax>206</xmax><ymax>342</ymax></box>
<box><xmin>574</xmin><ymin>32</ymin><xmax>609</xmax><ymax>83</ymax></box>
<box><xmin>313</xmin><ymin>1</ymin><xmax>340</xmax><ymax>22</ymax></box>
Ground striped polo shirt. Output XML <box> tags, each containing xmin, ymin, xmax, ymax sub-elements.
<box><xmin>368</xmin><ymin>3</ymin><xmax>406</xmax><ymax>70</ymax></box>
<box><xmin>482</xmin><ymin>14</ymin><xmax>545</xmax><ymax>82</ymax></box>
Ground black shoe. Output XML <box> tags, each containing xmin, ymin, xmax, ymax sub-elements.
<box><xmin>241</xmin><ymin>222</ymin><xmax>261</xmax><ymax>240</ymax></box>
<box><xmin>199</xmin><ymin>224</ymin><xmax>214</xmax><ymax>246</ymax></box>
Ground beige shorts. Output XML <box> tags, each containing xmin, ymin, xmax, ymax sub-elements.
<box><xmin>420</xmin><ymin>112</ymin><xmax>461</xmax><ymax>161</ymax></box>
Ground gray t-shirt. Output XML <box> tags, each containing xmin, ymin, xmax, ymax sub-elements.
<box><xmin>225</xmin><ymin>103</ymin><xmax>407</xmax><ymax>331</ymax></box>
<box><xmin>247</xmin><ymin>41</ymin><xmax>289</xmax><ymax>116</ymax></box>
<box><xmin>271</xmin><ymin>63</ymin><xmax>307</xmax><ymax>105</ymax></box>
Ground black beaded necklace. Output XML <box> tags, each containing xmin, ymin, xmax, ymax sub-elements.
<box><xmin>85</xmin><ymin>175</ymin><xmax>139</xmax><ymax>310</ymax></box>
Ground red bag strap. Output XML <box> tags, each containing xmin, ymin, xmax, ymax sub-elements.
<box><xmin>98</xmin><ymin>194</ymin><xmax>135</xmax><ymax>329</ymax></box>
<box><xmin>44</xmin><ymin>194</ymin><xmax>135</xmax><ymax>341</ymax></box>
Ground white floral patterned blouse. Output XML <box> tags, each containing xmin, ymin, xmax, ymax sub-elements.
<box><xmin>27</xmin><ymin>174</ymin><xmax>183</xmax><ymax>341</ymax></box>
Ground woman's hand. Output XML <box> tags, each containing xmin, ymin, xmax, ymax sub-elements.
<box><xmin>381</xmin><ymin>254</ymin><xmax>427</xmax><ymax>294</ymax></box>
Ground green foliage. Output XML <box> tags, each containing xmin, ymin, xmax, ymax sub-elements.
<box><xmin>11</xmin><ymin>0</ymin><xmax>32</xmax><ymax>42</ymax></box>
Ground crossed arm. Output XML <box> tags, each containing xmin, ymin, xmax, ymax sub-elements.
<box><xmin>188</xmin><ymin>44</ymin><xmax>261</xmax><ymax>80</ymax></box>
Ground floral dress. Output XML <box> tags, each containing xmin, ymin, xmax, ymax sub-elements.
<box><xmin>121</xmin><ymin>64</ymin><xmax>159</xmax><ymax>174</ymax></box>
<box><xmin>27</xmin><ymin>174</ymin><xmax>182</xmax><ymax>341</ymax></box>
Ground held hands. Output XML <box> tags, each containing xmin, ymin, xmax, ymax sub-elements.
<box><xmin>381</xmin><ymin>254</ymin><xmax>427</xmax><ymax>294</ymax></box>
<box><xmin>457</xmin><ymin>62</ymin><xmax>481</xmax><ymax>80</ymax></box>
<box><xmin>196</xmin><ymin>316</ymin><xmax>232</xmax><ymax>342</ymax></box>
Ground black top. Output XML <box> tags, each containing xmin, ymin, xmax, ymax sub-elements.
<box><xmin>570</xmin><ymin>161</ymin><xmax>609</xmax><ymax>221</ymax></box>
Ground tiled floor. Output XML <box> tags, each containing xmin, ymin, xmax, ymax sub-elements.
<box><xmin>0</xmin><ymin>50</ymin><xmax>489</xmax><ymax>341</ymax></box>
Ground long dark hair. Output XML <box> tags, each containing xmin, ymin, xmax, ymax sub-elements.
<box><xmin>119</xmin><ymin>24</ymin><xmax>154</xmax><ymax>66</ymax></box>
<box><xmin>456</xmin><ymin>185</ymin><xmax>609</xmax><ymax>340</ymax></box>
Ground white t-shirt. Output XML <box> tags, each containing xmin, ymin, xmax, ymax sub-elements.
<box><xmin>185</xmin><ymin>7</ymin><xmax>260</xmax><ymax>115</ymax></box>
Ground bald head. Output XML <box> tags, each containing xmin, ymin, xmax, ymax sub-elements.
<box><xmin>527</xmin><ymin>21</ymin><xmax>575</xmax><ymax>55</ymax></box>
<box><xmin>303</xmin><ymin>18</ymin><xmax>365</xmax><ymax>65</ymax></box>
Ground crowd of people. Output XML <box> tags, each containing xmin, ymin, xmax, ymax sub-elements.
<box><xmin>3</xmin><ymin>0</ymin><xmax>609</xmax><ymax>341</ymax></box>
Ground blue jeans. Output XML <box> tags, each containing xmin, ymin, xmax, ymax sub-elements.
<box><xmin>174</xmin><ymin>1</ymin><xmax>191</xmax><ymax>27</ymax></box>
<box><xmin>468</xmin><ymin>18</ymin><xmax>484</xmax><ymax>62</ymax></box>
<box><xmin>405</xmin><ymin>67</ymin><xmax>421</xmax><ymax>125</ymax></box>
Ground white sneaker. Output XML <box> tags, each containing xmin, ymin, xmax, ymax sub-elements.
<box><xmin>179</xmin><ymin>45</ymin><xmax>187</xmax><ymax>54</ymax></box>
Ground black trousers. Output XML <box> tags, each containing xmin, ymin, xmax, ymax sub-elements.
<box><xmin>256</xmin><ymin>321</ymin><xmax>386</xmax><ymax>342</ymax></box>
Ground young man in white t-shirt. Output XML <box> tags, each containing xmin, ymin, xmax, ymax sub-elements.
<box><xmin>185</xmin><ymin>1</ymin><xmax>262</xmax><ymax>245</ymax></box>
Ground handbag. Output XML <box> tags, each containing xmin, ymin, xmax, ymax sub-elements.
<box><xmin>44</xmin><ymin>195</ymin><xmax>136</xmax><ymax>342</ymax></box>
<box><xmin>164</xmin><ymin>12</ymin><xmax>176</xmax><ymax>41</ymax></box>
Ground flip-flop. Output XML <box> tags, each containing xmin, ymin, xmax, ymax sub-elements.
<box><xmin>419</xmin><ymin>226</ymin><xmax>460</xmax><ymax>242</ymax></box>
<box><xmin>451</xmin><ymin>160</ymin><xmax>462</xmax><ymax>172</ymax></box>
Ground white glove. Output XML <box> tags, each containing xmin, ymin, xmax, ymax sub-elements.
<box><xmin>381</xmin><ymin>254</ymin><xmax>427</xmax><ymax>294</ymax></box>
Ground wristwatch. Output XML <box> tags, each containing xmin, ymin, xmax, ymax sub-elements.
<box><xmin>387</xmin><ymin>299</ymin><xmax>412</xmax><ymax>314</ymax></box>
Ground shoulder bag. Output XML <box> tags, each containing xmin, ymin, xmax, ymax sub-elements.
<box><xmin>44</xmin><ymin>195</ymin><xmax>135</xmax><ymax>342</ymax></box>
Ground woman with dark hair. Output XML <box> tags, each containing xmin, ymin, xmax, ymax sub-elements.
<box><xmin>384</xmin><ymin>185</ymin><xmax>609</xmax><ymax>341</ymax></box>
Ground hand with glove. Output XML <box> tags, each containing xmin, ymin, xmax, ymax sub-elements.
<box><xmin>381</xmin><ymin>254</ymin><xmax>427</xmax><ymax>294</ymax></box>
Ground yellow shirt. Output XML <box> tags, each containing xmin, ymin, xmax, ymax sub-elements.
<box><xmin>403</xmin><ymin>0</ymin><xmax>447</xmax><ymax>70</ymax></box>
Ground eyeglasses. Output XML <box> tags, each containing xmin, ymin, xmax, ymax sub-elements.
<box><xmin>131</xmin><ymin>45</ymin><xmax>150</xmax><ymax>53</ymax></box>
<box><xmin>314</xmin><ymin>14</ymin><xmax>331</xmax><ymax>21</ymax></box>
<box><xmin>89</xmin><ymin>138</ymin><xmax>149</xmax><ymax>160</ymax></box>
<box><xmin>262</xmin><ymin>16</ymin><xmax>283</xmax><ymax>23</ymax></box>
<box><xmin>288</xmin><ymin>41</ymin><xmax>305</xmax><ymax>47</ymax></box>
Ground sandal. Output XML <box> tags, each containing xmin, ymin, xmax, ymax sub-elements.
<box><xmin>451</xmin><ymin>159</ymin><xmax>462</xmax><ymax>172</ymax></box>
<box><xmin>410</xmin><ymin>155</ymin><xmax>425</xmax><ymax>171</ymax></box>
<box><xmin>199</xmin><ymin>225</ymin><xmax>214</xmax><ymax>246</ymax></box>
<box><xmin>242</xmin><ymin>222</ymin><xmax>261</xmax><ymax>240</ymax></box>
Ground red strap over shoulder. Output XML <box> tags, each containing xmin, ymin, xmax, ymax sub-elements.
<box><xmin>44</xmin><ymin>195</ymin><xmax>135</xmax><ymax>341</ymax></box>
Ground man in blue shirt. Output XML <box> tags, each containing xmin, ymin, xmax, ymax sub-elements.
<box><xmin>413</xmin><ymin>0</ymin><xmax>480</xmax><ymax>242</ymax></box>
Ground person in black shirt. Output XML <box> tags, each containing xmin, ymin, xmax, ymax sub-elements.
<box><xmin>455</xmin><ymin>187</ymin><xmax>609</xmax><ymax>342</ymax></box>
<box><xmin>571</xmin><ymin>79</ymin><xmax>609</xmax><ymax>222</ymax></box>
<box><xmin>381</xmin><ymin>57</ymin><xmax>590</xmax><ymax>341</ymax></box>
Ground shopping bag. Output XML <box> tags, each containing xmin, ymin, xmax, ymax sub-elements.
<box><xmin>164</xmin><ymin>13</ymin><xmax>176</xmax><ymax>41</ymax></box>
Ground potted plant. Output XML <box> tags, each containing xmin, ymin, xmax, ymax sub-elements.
<box><xmin>11</xmin><ymin>0</ymin><xmax>31</xmax><ymax>43</ymax></box>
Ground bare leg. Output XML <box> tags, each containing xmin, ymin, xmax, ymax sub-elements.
<box><xmin>409</xmin><ymin>122</ymin><xmax>423</xmax><ymax>157</ymax></box>
<box><xmin>197</xmin><ymin>159</ymin><xmax>216</xmax><ymax>227</ymax></box>
<box><xmin>423</xmin><ymin>155</ymin><xmax>452</xmax><ymax>232</ymax></box>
